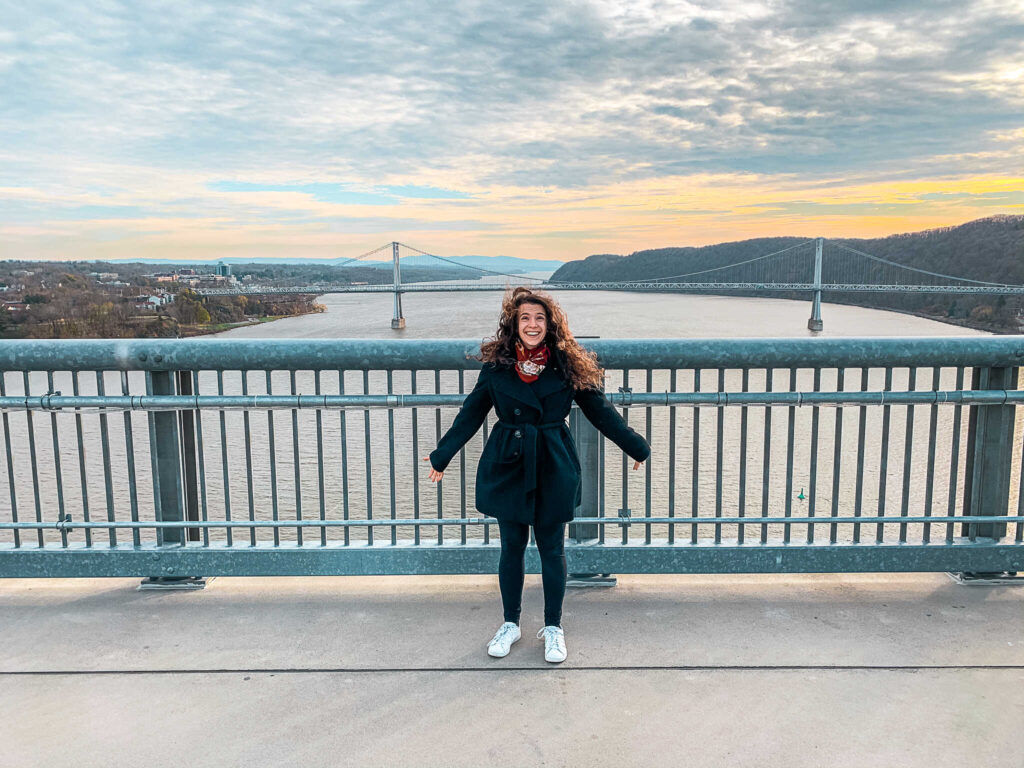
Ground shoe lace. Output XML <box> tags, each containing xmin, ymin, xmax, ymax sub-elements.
<box><xmin>537</xmin><ymin>626</ymin><xmax>565</xmax><ymax>653</ymax></box>
<box><xmin>492</xmin><ymin>623</ymin><xmax>518</xmax><ymax>644</ymax></box>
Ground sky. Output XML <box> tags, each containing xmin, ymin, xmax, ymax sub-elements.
<box><xmin>1</xmin><ymin>0</ymin><xmax>1022</xmax><ymax>263</ymax></box>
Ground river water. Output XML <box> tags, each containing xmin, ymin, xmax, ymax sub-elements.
<box><xmin>5</xmin><ymin>283</ymin><xmax>1022</xmax><ymax>548</ymax></box>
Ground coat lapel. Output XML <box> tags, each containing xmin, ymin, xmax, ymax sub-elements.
<box><xmin>491</xmin><ymin>361</ymin><xmax>569</xmax><ymax>414</ymax></box>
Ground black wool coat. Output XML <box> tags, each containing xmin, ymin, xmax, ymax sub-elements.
<box><xmin>429</xmin><ymin>356</ymin><xmax>651</xmax><ymax>526</ymax></box>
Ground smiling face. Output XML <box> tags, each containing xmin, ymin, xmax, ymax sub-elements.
<box><xmin>516</xmin><ymin>301</ymin><xmax>548</xmax><ymax>350</ymax></box>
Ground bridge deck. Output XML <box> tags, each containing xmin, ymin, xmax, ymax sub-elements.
<box><xmin>2</xmin><ymin>572</ymin><xmax>1023</xmax><ymax>767</ymax></box>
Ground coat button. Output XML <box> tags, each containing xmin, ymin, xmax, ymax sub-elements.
<box><xmin>513</xmin><ymin>408</ymin><xmax>521</xmax><ymax>416</ymax></box>
<box><xmin>514</xmin><ymin>430</ymin><xmax>522</xmax><ymax>438</ymax></box>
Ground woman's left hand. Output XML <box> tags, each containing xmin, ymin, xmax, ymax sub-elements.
<box><xmin>632</xmin><ymin>460</ymin><xmax>644</xmax><ymax>471</ymax></box>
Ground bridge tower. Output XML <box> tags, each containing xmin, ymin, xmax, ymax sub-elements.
<box><xmin>391</xmin><ymin>241</ymin><xmax>405</xmax><ymax>329</ymax></box>
<box><xmin>807</xmin><ymin>237</ymin><xmax>823</xmax><ymax>332</ymax></box>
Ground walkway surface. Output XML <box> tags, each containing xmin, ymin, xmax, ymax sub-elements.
<box><xmin>3</xmin><ymin>572</ymin><xmax>1024</xmax><ymax>767</ymax></box>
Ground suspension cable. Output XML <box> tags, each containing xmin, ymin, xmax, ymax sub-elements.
<box><xmin>830</xmin><ymin>242</ymin><xmax>1021</xmax><ymax>287</ymax></box>
<box><xmin>631</xmin><ymin>240</ymin><xmax>815</xmax><ymax>283</ymax></box>
<box><xmin>395</xmin><ymin>242</ymin><xmax>547</xmax><ymax>282</ymax></box>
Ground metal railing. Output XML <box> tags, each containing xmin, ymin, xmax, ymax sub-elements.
<box><xmin>1</xmin><ymin>337</ymin><xmax>1023</xmax><ymax>578</ymax></box>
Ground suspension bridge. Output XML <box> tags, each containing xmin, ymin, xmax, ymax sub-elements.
<box><xmin>196</xmin><ymin>239</ymin><xmax>1024</xmax><ymax>331</ymax></box>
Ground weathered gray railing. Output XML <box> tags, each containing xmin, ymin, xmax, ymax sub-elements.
<box><xmin>1</xmin><ymin>337</ymin><xmax>1023</xmax><ymax>578</ymax></box>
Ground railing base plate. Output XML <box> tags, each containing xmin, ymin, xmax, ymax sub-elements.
<box><xmin>138</xmin><ymin>576</ymin><xmax>209</xmax><ymax>591</ymax></box>
<box><xmin>947</xmin><ymin>571</ymin><xmax>1024</xmax><ymax>586</ymax></box>
<box><xmin>567</xmin><ymin>573</ymin><xmax>617</xmax><ymax>588</ymax></box>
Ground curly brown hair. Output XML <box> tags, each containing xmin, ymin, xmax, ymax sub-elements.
<box><xmin>477</xmin><ymin>286</ymin><xmax>604</xmax><ymax>391</ymax></box>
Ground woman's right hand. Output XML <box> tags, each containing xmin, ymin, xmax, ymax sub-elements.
<box><xmin>422</xmin><ymin>456</ymin><xmax>444</xmax><ymax>482</ymax></box>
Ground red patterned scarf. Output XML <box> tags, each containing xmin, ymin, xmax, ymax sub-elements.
<box><xmin>514</xmin><ymin>340</ymin><xmax>549</xmax><ymax>383</ymax></box>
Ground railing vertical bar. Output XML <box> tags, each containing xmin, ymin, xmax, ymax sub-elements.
<box><xmin>388</xmin><ymin>369</ymin><xmax>399</xmax><ymax>546</ymax></box>
<box><xmin>760</xmin><ymin>368</ymin><xmax>773</xmax><ymax>545</ymax></box>
<box><xmin>876</xmin><ymin>367</ymin><xmax>893</xmax><ymax>544</ymax></box>
<box><xmin>118</xmin><ymin>372</ymin><xmax>141</xmax><ymax>546</ymax></box>
<box><xmin>714</xmin><ymin>368</ymin><xmax>724</xmax><ymax>544</ymax></box>
<box><xmin>71</xmin><ymin>371</ymin><xmax>91</xmax><ymax>548</ymax></box>
<box><xmin>45</xmin><ymin>372</ymin><xmax>68</xmax><ymax>547</ymax></box>
<box><xmin>23</xmin><ymin>372</ymin><xmax>44</xmax><ymax>547</ymax></box>
<box><xmin>240</xmin><ymin>371</ymin><xmax>256</xmax><ymax>546</ymax></box>
<box><xmin>645</xmin><ymin>368</ymin><xmax>653</xmax><ymax>545</ymax></box>
<box><xmin>435</xmin><ymin>370</ymin><xmax>443</xmax><ymax>546</ymax></box>
<box><xmin>190</xmin><ymin>371</ymin><xmax>210</xmax><ymax>547</ymax></box>
<box><xmin>216</xmin><ymin>370</ymin><xmax>233</xmax><ymax>547</ymax></box>
<box><xmin>691</xmin><ymin>368</ymin><xmax>700</xmax><ymax>545</ymax></box>
<box><xmin>363</xmin><ymin>369</ymin><xmax>373</xmax><ymax>546</ymax></box>
<box><xmin>923</xmin><ymin>367</ymin><xmax>941</xmax><ymax>545</ymax></box>
<box><xmin>738</xmin><ymin>368</ymin><xmax>749</xmax><ymax>545</ymax></box>
<box><xmin>0</xmin><ymin>374</ymin><xmax>20</xmax><ymax>547</ymax></box>
<box><xmin>457</xmin><ymin>370</ymin><xmax>467</xmax><ymax>545</ymax></box>
<box><xmin>899</xmin><ymin>367</ymin><xmax>917</xmax><ymax>543</ymax></box>
<box><xmin>966</xmin><ymin>368</ymin><xmax>983</xmax><ymax>544</ymax></box>
<box><xmin>339</xmin><ymin>370</ymin><xmax>350</xmax><ymax>547</ymax></box>
<box><xmin>853</xmin><ymin>368</ymin><xmax>869</xmax><ymax>544</ymax></box>
<box><xmin>784</xmin><ymin>368</ymin><xmax>796</xmax><ymax>544</ymax></box>
<box><xmin>144</xmin><ymin>371</ymin><xmax>164</xmax><ymax>547</ymax></box>
<box><xmin>829</xmin><ymin>368</ymin><xmax>845</xmax><ymax>544</ymax></box>
<box><xmin>266</xmin><ymin>371</ymin><xmax>280</xmax><ymax>546</ymax></box>
<box><xmin>1017</xmin><ymin>394</ymin><xmax>1024</xmax><ymax>543</ymax></box>
<box><xmin>94</xmin><ymin>373</ymin><xmax>117</xmax><ymax>547</ymax></box>
<box><xmin>315</xmin><ymin>371</ymin><xmax>327</xmax><ymax>546</ymax></box>
<box><xmin>946</xmin><ymin>367</ymin><xmax>965</xmax><ymax>543</ymax></box>
<box><xmin>806</xmin><ymin>368</ymin><xmax>821</xmax><ymax>545</ymax></box>
<box><xmin>290</xmin><ymin>370</ymin><xmax>303</xmax><ymax>547</ymax></box>
<box><xmin>411</xmin><ymin>370</ymin><xmax>421</xmax><ymax>546</ymax></box>
<box><xmin>599</xmin><ymin>422</ymin><xmax>606</xmax><ymax>546</ymax></box>
<box><xmin>482</xmin><ymin>406</ymin><xmax>491</xmax><ymax>545</ymax></box>
<box><xmin>668</xmin><ymin>368</ymin><xmax>677</xmax><ymax>546</ymax></box>
<box><xmin>621</xmin><ymin>368</ymin><xmax>630</xmax><ymax>545</ymax></box>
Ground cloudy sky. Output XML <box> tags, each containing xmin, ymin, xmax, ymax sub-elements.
<box><xmin>1</xmin><ymin>0</ymin><xmax>1022</xmax><ymax>262</ymax></box>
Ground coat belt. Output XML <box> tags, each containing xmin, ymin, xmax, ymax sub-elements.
<box><xmin>494</xmin><ymin>419</ymin><xmax>567</xmax><ymax>496</ymax></box>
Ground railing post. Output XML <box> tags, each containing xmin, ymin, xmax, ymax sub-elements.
<box><xmin>569</xmin><ymin>407</ymin><xmax>601</xmax><ymax>543</ymax></box>
<box><xmin>568</xmin><ymin>406</ymin><xmax>614</xmax><ymax>586</ymax></box>
<box><xmin>140</xmin><ymin>369</ymin><xmax>205</xmax><ymax>590</ymax></box>
<box><xmin>961</xmin><ymin>366</ymin><xmax>1019</xmax><ymax>542</ymax></box>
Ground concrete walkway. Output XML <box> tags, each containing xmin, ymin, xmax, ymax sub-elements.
<box><xmin>3</xmin><ymin>572</ymin><xmax>1024</xmax><ymax>767</ymax></box>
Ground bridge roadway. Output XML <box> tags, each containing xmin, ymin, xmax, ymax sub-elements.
<box><xmin>199</xmin><ymin>280</ymin><xmax>1024</xmax><ymax>296</ymax></box>
<box><xmin>2</xmin><ymin>572</ymin><xmax>1023</xmax><ymax>767</ymax></box>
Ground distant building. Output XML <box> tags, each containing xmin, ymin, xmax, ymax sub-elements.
<box><xmin>216</xmin><ymin>261</ymin><xmax>232</xmax><ymax>277</ymax></box>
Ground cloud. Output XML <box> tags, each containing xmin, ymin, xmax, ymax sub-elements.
<box><xmin>1</xmin><ymin>0</ymin><xmax>1022</xmax><ymax>259</ymax></box>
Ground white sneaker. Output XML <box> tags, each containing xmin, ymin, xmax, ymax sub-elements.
<box><xmin>487</xmin><ymin>622</ymin><xmax>521</xmax><ymax>657</ymax></box>
<box><xmin>537</xmin><ymin>625</ymin><xmax>567</xmax><ymax>663</ymax></box>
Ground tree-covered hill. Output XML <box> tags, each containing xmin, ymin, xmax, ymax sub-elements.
<box><xmin>550</xmin><ymin>216</ymin><xmax>1024</xmax><ymax>332</ymax></box>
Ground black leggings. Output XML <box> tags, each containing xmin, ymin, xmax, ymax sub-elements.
<box><xmin>497</xmin><ymin>520</ymin><xmax>567</xmax><ymax>628</ymax></box>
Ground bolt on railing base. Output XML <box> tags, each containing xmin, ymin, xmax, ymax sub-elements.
<box><xmin>138</xmin><ymin>576</ymin><xmax>210</xmax><ymax>591</ymax></box>
<box><xmin>567</xmin><ymin>573</ymin><xmax>617</xmax><ymax>588</ymax></box>
<box><xmin>947</xmin><ymin>571</ymin><xmax>1024</xmax><ymax>586</ymax></box>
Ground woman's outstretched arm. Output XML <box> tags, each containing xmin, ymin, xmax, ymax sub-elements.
<box><xmin>422</xmin><ymin>365</ymin><xmax>494</xmax><ymax>481</ymax></box>
<box><xmin>573</xmin><ymin>385</ymin><xmax>650</xmax><ymax>469</ymax></box>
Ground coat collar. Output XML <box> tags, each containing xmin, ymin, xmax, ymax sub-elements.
<box><xmin>490</xmin><ymin>359</ymin><xmax>569</xmax><ymax>413</ymax></box>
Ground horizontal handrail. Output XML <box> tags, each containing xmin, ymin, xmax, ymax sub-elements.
<box><xmin>3</xmin><ymin>515</ymin><xmax>1023</xmax><ymax>531</ymax></box>
<box><xmin>1</xmin><ymin>389</ymin><xmax>1023</xmax><ymax>412</ymax></box>
<box><xmin>2</xmin><ymin>336</ymin><xmax>1024</xmax><ymax>371</ymax></box>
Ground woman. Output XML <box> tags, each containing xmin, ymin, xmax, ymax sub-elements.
<box><xmin>422</xmin><ymin>286</ymin><xmax>650</xmax><ymax>663</ymax></box>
